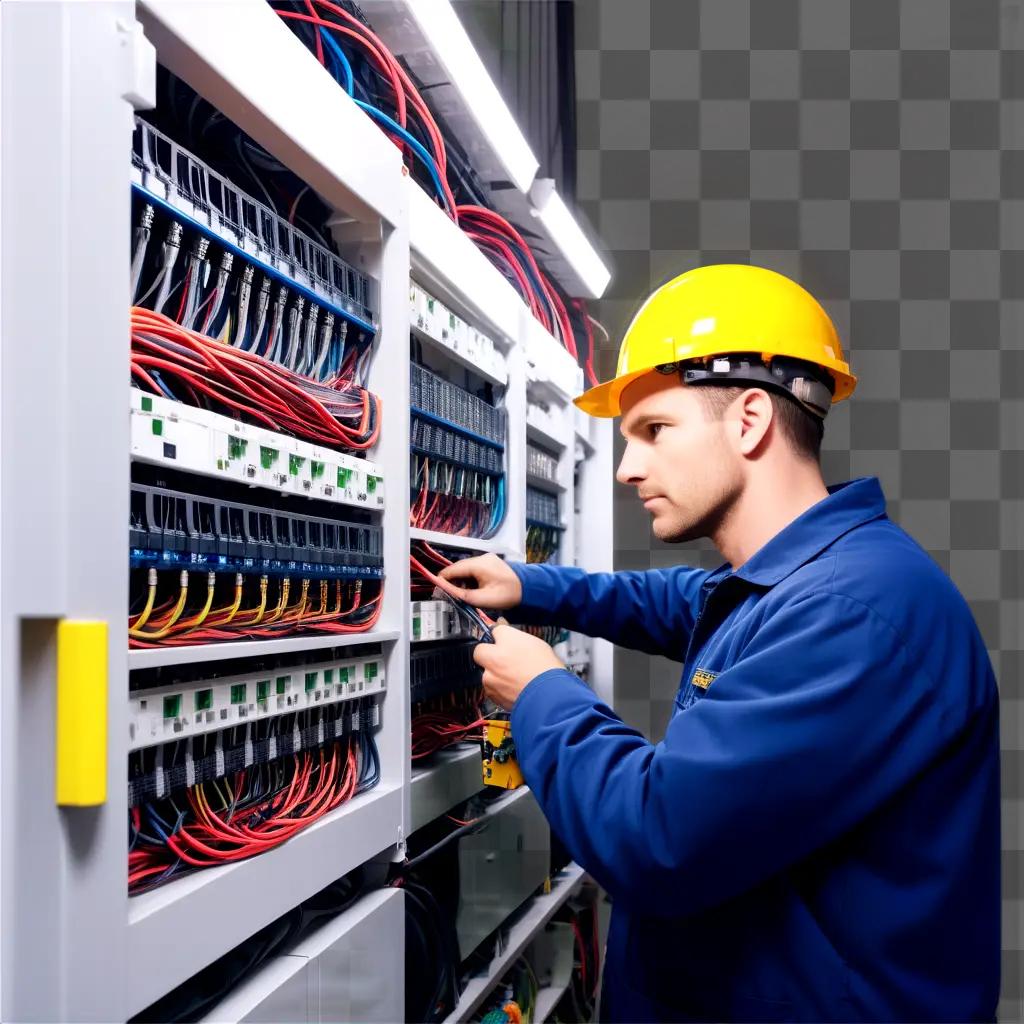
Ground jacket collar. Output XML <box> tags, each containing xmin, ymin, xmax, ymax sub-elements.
<box><xmin>709</xmin><ymin>478</ymin><xmax>889</xmax><ymax>589</ymax></box>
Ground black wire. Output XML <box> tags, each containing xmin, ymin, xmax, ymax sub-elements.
<box><xmin>400</xmin><ymin>817</ymin><xmax>488</xmax><ymax>873</ymax></box>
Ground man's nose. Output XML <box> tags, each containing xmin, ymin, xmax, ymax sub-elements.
<box><xmin>616</xmin><ymin>441</ymin><xmax>645</xmax><ymax>486</ymax></box>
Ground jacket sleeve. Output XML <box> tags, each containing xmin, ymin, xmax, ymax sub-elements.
<box><xmin>508</xmin><ymin>562</ymin><xmax>709</xmax><ymax>660</ymax></box>
<box><xmin>510</xmin><ymin>590</ymin><xmax>978</xmax><ymax>918</ymax></box>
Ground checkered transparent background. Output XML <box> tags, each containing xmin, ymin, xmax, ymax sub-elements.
<box><xmin>574</xmin><ymin>0</ymin><xmax>1023</xmax><ymax>1014</ymax></box>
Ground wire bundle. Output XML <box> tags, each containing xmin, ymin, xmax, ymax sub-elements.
<box><xmin>411</xmin><ymin>688</ymin><xmax>487</xmax><ymax>762</ymax></box>
<box><xmin>128</xmin><ymin>570</ymin><xmax>382</xmax><ymax>648</ymax></box>
<box><xmin>128</xmin><ymin>728</ymin><xmax>379</xmax><ymax>894</ymax></box>
<box><xmin>131</xmin><ymin>198</ymin><xmax>375</xmax><ymax>388</ymax></box>
<box><xmin>270</xmin><ymin>0</ymin><xmax>597</xmax><ymax>376</ymax></box>
<box><xmin>456</xmin><ymin>205</ymin><xmax>577</xmax><ymax>361</ymax></box>
<box><xmin>410</xmin><ymin>456</ymin><xmax>506</xmax><ymax>539</ymax></box>
<box><xmin>410</xmin><ymin>542</ymin><xmax>496</xmax><ymax>640</ymax></box>
<box><xmin>130</xmin><ymin>306</ymin><xmax>380</xmax><ymax>451</ymax></box>
<box><xmin>526</xmin><ymin>524</ymin><xmax>560</xmax><ymax>564</ymax></box>
<box><xmin>399</xmin><ymin>874</ymin><xmax>464</xmax><ymax>1022</ymax></box>
<box><xmin>520</xmin><ymin>624</ymin><xmax>568</xmax><ymax>648</ymax></box>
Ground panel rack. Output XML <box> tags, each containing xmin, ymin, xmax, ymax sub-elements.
<box><xmin>0</xmin><ymin>3</ymin><xmax>613</xmax><ymax>1021</ymax></box>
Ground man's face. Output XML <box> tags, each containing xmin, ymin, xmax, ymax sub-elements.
<box><xmin>615</xmin><ymin>372</ymin><xmax>743</xmax><ymax>543</ymax></box>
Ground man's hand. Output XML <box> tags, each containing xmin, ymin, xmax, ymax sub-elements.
<box><xmin>473</xmin><ymin>623</ymin><xmax>565</xmax><ymax>710</ymax></box>
<box><xmin>437</xmin><ymin>554</ymin><xmax>522</xmax><ymax>609</ymax></box>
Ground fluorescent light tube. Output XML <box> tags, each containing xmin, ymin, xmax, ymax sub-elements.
<box><xmin>530</xmin><ymin>179</ymin><xmax>611</xmax><ymax>299</ymax></box>
<box><xmin>403</xmin><ymin>0</ymin><xmax>539</xmax><ymax>193</ymax></box>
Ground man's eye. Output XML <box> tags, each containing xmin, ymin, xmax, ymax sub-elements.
<box><xmin>649</xmin><ymin>424</ymin><xmax>664</xmax><ymax>439</ymax></box>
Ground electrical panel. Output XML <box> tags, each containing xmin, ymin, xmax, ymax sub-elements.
<box><xmin>131</xmin><ymin>391</ymin><xmax>385</xmax><ymax>510</ymax></box>
<box><xmin>0</xmin><ymin>4</ymin><xmax>613</xmax><ymax>1021</ymax></box>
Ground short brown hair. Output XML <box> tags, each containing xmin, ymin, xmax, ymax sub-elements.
<box><xmin>691</xmin><ymin>384</ymin><xmax>825</xmax><ymax>462</ymax></box>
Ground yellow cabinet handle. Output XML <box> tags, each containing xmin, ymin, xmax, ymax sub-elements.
<box><xmin>55</xmin><ymin>620</ymin><xmax>108</xmax><ymax>806</ymax></box>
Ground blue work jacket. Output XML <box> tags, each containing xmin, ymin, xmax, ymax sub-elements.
<box><xmin>509</xmin><ymin>478</ymin><xmax>1000</xmax><ymax>1022</ymax></box>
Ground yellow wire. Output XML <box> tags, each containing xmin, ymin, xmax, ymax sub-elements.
<box><xmin>129</xmin><ymin>571</ymin><xmax>188</xmax><ymax>639</ymax></box>
<box><xmin>262</xmin><ymin>578</ymin><xmax>290</xmax><ymax>624</ymax></box>
<box><xmin>288</xmin><ymin>579</ymin><xmax>310</xmax><ymax>622</ymax></box>
<box><xmin>171</xmin><ymin>572</ymin><xmax>216</xmax><ymax>634</ymax></box>
<box><xmin>210</xmin><ymin>575</ymin><xmax>245</xmax><ymax>626</ymax></box>
<box><xmin>130</xmin><ymin>568</ymin><xmax>158</xmax><ymax>629</ymax></box>
<box><xmin>249</xmin><ymin>575</ymin><xmax>269</xmax><ymax>625</ymax></box>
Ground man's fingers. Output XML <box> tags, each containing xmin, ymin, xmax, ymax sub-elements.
<box><xmin>473</xmin><ymin>642</ymin><xmax>496</xmax><ymax>668</ymax></box>
<box><xmin>432</xmin><ymin>576</ymin><xmax>468</xmax><ymax>601</ymax></box>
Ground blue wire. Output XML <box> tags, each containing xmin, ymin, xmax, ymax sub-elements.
<box><xmin>319</xmin><ymin>27</ymin><xmax>354</xmax><ymax>96</ymax></box>
<box><xmin>148</xmin><ymin>371</ymin><xmax>178</xmax><ymax>402</ymax></box>
<box><xmin>316</xmin><ymin>26</ymin><xmax>448</xmax><ymax>211</ymax></box>
<box><xmin>354</xmin><ymin>101</ymin><xmax>449</xmax><ymax>213</ymax></box>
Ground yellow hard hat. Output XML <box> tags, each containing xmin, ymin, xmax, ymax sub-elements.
<box><xmin>574</xmin><ymin>264</ymin><xmax>857</xmax><ymax>418</ymax></box>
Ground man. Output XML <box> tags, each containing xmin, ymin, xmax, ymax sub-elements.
<box><xmin>439</xmin><ymin>265</ymin><xmax>1001</xmax><ymax>1022</ymax></box>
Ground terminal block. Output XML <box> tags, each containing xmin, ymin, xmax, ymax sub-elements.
<box><xmin>410</xmin><ymin>641</ymin><xmax>482</xmax><ymax>704</ymax></box>
<box><xmin>131</xmin><ymin>391</ymin><xmax>384</xmax><ymax>511</ymax></box>
<box><xmin>411</xmin><ymin>363</ymin><xmax>506</xmax><ymax>446</ymax></box>
<box><xmin>129</xmin><ymin>644</ymin><xmax>386</xmax><ymax>750</ymax></box>
<box><xmin>132</xmin><ymin>117</ymin><xmax>375</xmax><ymax>330</ymax></box>
<box><xmin>130</xmin><ymin>480</ymin><xmax>383</xmax><ymax>579</ymax></box>
<box><xmin>410</xmin><ymin>281</ymin><xmax>507</xmax><ymax>384</ymax></box>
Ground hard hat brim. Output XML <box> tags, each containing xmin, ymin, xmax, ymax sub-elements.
<box><xmin>573</xmin><ymin>368</ymin><xmax>652</xmax><ymax>418</ymax></box>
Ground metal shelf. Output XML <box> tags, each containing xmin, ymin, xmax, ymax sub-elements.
<box><xmin>199</xmin><ymin>888</ymin><xmax>405</xmax><ymax>1024</ymax></box>
<box><xmin>526</xmin><ymin>412</ymin><xmax>571</xmax><ymax>453</ymax></box>
<box><xmin>410</xmin><ymin>527</ymin><xmax>511</xmax><ymax>556</ymax></box>
<box><xmin>444</xmin><ymin>863</ymin><xmax>587</xmax><ymax>1023</ymax></box>
<box><xmin>536</xmin><ymin>980</ymin><xmax>572</xmax><ymax>1023</ymax></box>
<box><xmin>526</xmin><ymin>472</ymin><xmax>565</xmax><ymax>495</ymax></box>
<box><xmin>126</xmin><ymin>783</ymin><xmax>404</xmax><ymax>1017</ymax></box>
<box><xmin>411</xmin><ymin>321</ymin><xmax>508</xmax><ymax>389</ymax></box>
<box><xmin>410</xmin><ymin>744</ymin><xmax>483</xmax><ymax>833</ymax></box>
<box><xmin>128</xmin><ymin>629</ymin><xmax>401</xmax><ymax>670</ymax></box>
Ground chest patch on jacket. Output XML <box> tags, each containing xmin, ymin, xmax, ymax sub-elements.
<box><xmin>691</xmin><ymin>668</ymin><xmax>718</xmax><ymax>690</ymax></box>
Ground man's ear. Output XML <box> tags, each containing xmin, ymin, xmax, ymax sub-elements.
<box><xmin>734</xmin><ymin>388</ymin><xmax>774</xmax><ymax>457</ymax></box>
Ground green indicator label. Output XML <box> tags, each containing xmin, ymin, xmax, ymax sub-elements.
<box><xmin>195</xmin><ymin>689</ymin><xmax>213</xmax><ymax>712</ymax></box>
<box><xmin>141</xmin><ymin>396</ymin><xmax>153</xmax><ymax>412</ymax></box>
<box><xmin>228</xmin><ymin>435</ymin><xmax>247</xmax><ymax>460</ymax></box>
<box><xmin>305</xmin><ymin>672</ymin><xmax>317</xmax><ymax>692</ymax></box>
<box><xmin>163</xmin><ymin>694</ymin><xmax>182</xmax><ymax>719</ymax></box>
<box><xmin>413</xmin><ymin>617</ymin><xmax>421</xmax><ymax>638</ymax></box>
<box><xmin>256</xmin><ymin>680</ymin><xmax>270</xmax><ymax>702</ymax></box>
<box><xmin>276</xmin><ymin>676</ymin><xmax>288</xmax><ymax>695</ymax></box>
<box><xmin>339</xmin><ymin>667</ymin><xmax>349</xmax><ymax>683</ymax></box>
<box><xmin>367</xmin><ymin>476</ymin><xmax>377</xmax><ymax>492</ymax></box>
<box><xmin>289</xmin><ymin>454</ymin><xmax>305</xmax><ymax>476</ymax></box>
<box><xmin>366</xmin><ymin>662</ymin><xmax>378</xmax><ymax>679</ymax></box>
<box><xmin>260</xmin><ymin>446</ymin><xmax>278</xmax><ymax>469</ymax></box>
<box><xmin>230</xmin><ymin>684</ymin><xmax>247</xmax><ymax>705</ymax></box>
<box><xmin>311</xmin><ymin>460</ymin><xmax>325</xmax><ymax>479</ymax></box>
<box><xmin>152</xmin><ymin>419</ymin><xmax>163</xmax><ymax>436</ymax></box>
<box><xmin>324</xmin><ymin>669</ymin><xmax>334</xmax><ymax>684</ymax></box>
